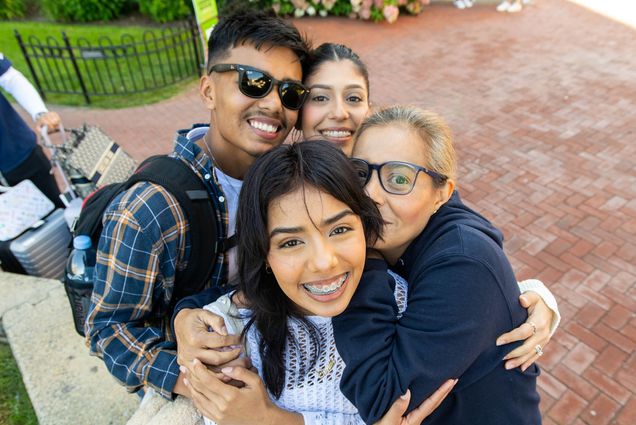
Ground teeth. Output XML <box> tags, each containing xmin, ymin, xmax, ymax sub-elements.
<box><xmin>303</xmin><ymin>273</ymin><xmax>348</xmax><ymax>296</ymax></box>
<box><xmin>250</xmin><ymin>120</ymin><xmax>278</xmax><ymax>134</ymax></box>
<box><xmin>321</xmin><ymin>130</ymin><xmax>351</xmax><ymax>138</ymax></box>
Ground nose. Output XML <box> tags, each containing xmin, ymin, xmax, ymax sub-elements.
<box><xmin>365</xmin><ymin>171</ymin><xmax>385</xmax><ymax>206</ymax></box>
<box><xmin>308</xmin><ymin>236</ymin><xmax>338</xmax><ymax>273</ymax></box>
<box><xmin>257</xmin><ymin>85</ymin><xmax>284</xmax><ymax>112</ymax></box>
<box><xmin>329</xmin><ymin>98</ymin><xmax>350</xmax><ymax>121</ymax></box>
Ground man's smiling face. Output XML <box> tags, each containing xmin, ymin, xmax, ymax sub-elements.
<box><xmin>203</xmin><ymin>44</ymin><xmax>302</xmax><ymax>176</ymax></box>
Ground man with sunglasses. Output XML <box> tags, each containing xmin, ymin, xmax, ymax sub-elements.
<box><xmin>86</xmin><ymin>9</ymin><xmax>310</xmax><ymax>403</ymax></box>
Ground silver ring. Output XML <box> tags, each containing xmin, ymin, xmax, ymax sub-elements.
<box><xmin>528</xmin><ymin>321</ymin><xmax>537</xmax><ymax>335</ymax></box>
<box><xmin>535</xmin><ymin>344</ymin><xmax>543</xmax><ymax>357</ymax></box>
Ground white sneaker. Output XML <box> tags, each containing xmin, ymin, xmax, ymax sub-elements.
<box><xmin>507</xmin><ymin>2</ymin><xmax>522</xmax><ymax>12</ymax></box>
<box><xmin>454</xmin><ymin>0</ymin><xmax>466</xmax><ymax>9</ymax></box>
<box><xmin>496</xmin><ymin>0</ymin><xmax>511</xmax><ymax>12</ymax></box>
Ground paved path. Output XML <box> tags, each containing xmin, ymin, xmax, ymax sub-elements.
<box><xmin>19</xmin><ymin>1</ymin><xmax>636</xmax><ymax>424</ymax></box>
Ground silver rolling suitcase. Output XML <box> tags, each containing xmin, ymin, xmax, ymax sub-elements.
<box><xmin>5</xmin><ymin>209</ymin><xmax>72</xmax><ymax>279</ymax></box>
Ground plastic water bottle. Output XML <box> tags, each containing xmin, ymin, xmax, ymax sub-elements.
<box><xmin>66</xmin><ymin>235</ymin><xmax>96</xmax><ymax>282</ymax></box>
<box><xmin>64</xmin><ymin>235</ymin><xmax>96</xmax><ymax>335</ymax></box>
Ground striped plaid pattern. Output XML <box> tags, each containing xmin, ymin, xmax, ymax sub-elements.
<box><xmin>86</xmin><ymin>125</ymin><xmax>228</xmax><ymax>398</ymax></box>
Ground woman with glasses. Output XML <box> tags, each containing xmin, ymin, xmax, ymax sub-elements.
<box><xmin>332</xmin><ymin>105</ymin><xmax>542</xmax><ymax>424</ymax></box>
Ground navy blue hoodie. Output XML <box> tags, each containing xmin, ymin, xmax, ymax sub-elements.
<box><xmin>332</xmin><ymin>191</ymin><xmax>541</xmax><ymax>425</ymax></box>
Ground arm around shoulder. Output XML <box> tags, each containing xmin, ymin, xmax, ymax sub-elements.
<box><xmin>334</xmin><ymin>255</ymin><xmax>509</xmax><ymax>423</ymax></box>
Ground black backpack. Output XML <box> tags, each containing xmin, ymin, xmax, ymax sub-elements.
<box><xmin>64</xmin><ymin>155</ymin><xmax>221</xmax><ymax>336</ymax></box>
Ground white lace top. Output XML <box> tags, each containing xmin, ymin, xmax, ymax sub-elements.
<box><xmin>203</xmin><ymin>270</ymin><xmax>408</xmax><ymax>425</ymax></box>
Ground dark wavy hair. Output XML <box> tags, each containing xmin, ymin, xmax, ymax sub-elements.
<box><xmin>295</xmin><ymin>43</ymin><xmax>370</xmax><ymax>131</ymax></box>
<box><xmin>236</xmin><ymin>140</ymin><xmax>383</xmax><ymax>398</ymax></box>
<box><xmin>206</xmin><ymin>8</ymin><xmax>310</xmax><ymax>72</ymax></box>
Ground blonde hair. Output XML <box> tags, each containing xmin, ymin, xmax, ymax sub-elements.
<box><xmin>355</xmin><ymin>105</ymin><xmax>457</xmax><ymax>186</ymax></box>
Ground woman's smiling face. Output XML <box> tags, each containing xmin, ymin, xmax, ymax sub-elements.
<box><xmin>301</xmin><ymin>59</ymin><xmax>370</xmax><ymax>156</ymax></box>
<box><xmin>266</xmin><ymin>185</ymin><xmax>367</xmax><ymax>317</ymax></box>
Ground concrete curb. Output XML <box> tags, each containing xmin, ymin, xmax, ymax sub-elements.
<box><xmin>1</xmin><ymin>271</ymin><xmax>137</xmax><ymax>425</ymax></box>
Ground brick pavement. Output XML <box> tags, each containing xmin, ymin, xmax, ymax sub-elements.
<box><xmin>25</xmin><ymin>1</ymin><xmax>636</xmax><ymax>423</ymax></box>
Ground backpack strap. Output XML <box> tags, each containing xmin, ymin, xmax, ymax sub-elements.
<box><xmin>128</xmin><ymin>156</ymin><xmax>218</xmax><ymax>301</ymax></box>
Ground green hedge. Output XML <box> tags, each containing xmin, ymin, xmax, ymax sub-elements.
<box><xmin>0</xmin><ymin>0</ymin><xmax>27</xmax><ymax>19</ymax></box>
<box><xmin>41</xmin><ymin>0</ymin><xmax>128</xmax><ymax>22</ymax></box>
<box><xmin>139</xmin><ymin>0</ymin><xmax>191</xmax><ymax>23</ymax></box>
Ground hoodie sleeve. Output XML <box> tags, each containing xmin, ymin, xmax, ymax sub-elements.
<box><xmin>333</xmin><ymin>255</ymin><xmax>516</xmax><ymax>424</ymax></box>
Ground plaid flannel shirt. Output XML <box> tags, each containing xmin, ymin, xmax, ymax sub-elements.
<box><xmin>85</xmin><ymin>125</ymin><xmax>229</xmax><ymax>398</ymax></box>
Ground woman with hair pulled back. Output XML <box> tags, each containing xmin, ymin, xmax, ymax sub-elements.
<box><xmin>297</xmin><ymin>43</ymin><xmax>370</xmax><ymax>156</ymax></box>
<box><xmin>332</xmin><ymin>105</ymin><xmax>542</xmax><ymax>424</ymax></box>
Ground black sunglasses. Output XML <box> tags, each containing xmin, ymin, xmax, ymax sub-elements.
<box><xmin>208</xmin><ymin>63</ymin><xmax>309</xmax><ymax>111</ymax></box>
<box><xmin>351</xmin><ymin>158</ymin><xmax>448</xmax><ymax>195</ymax></box>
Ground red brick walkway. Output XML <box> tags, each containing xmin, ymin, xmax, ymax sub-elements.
<box><xmin>31</xmin><ymin>1</ymin><xmax>636</xmax><ymax>423</ymax></box>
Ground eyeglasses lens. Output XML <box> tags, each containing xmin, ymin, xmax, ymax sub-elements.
<box><xmin>380</xmin><ymin>163</ymin><xmax>418</xmax><ymax>194</ymax></box>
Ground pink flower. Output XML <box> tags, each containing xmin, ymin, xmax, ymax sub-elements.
<box><xmin>373</xmin><ymin>0</ymin><xmax>384</xmax><ymax>8</ymax></box>
<box><xmin>383</xmin><ymin>4</ymin><xmax>399</xmax><ymax>22</ymax></box>
<box><xmin>363</xmin><ymin>0</ymin><xmax>373</xmax><ymax>7</ymax></box>
<box><xmin>420</xmin><ymin>0</ymin><xmax>430</xmax><ymax>4</ymax></box>
<box><xmin>398</xmin><ymin>0</ymin><xmax>407</xmax><ymax>6</ymax></box>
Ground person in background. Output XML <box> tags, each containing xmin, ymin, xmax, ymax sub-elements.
<box><xmin>497</xmin><ymin>0</ymin><xmax>528</xmax><ymax>13</ymax></box>
<box><xmin>0</xmin><ymin>53</ymin><xmax>63</xmax><ymax>208</ymax></box>
<box><xmin>453</xmin><ymin>0</ymin><xmax>474</xmax><ymax>10</ymax></box>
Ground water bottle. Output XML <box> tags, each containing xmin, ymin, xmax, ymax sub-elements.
<box><xmin>63</xmin><ymin>235</ymin><xmax>96</xmax><ymax>336</ymax></box>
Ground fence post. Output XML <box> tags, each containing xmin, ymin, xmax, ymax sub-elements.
<box><xmin>188</xmin><ymin>17</ymin><xmax>203</xmax><ymax>76</ymax></box>
<box><xmin>14</xmin><ymin>30</ymin><xmax>47</xmax><ymax>101</ymax></box>
<box><xmin>62</xmin><ymin>32</ymin><xmax>91</xmax><ymax>105</ymax></box>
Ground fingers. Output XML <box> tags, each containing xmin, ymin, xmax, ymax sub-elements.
<box><xmin>405</xmin><ymin>379</ymin><xmax>457</xmax><ymax>424</ymax></box>
<box><xmin>187</xmin><ymin>359</ymin><xmax>237</xmax><ymax>398</ymax></box>
<box><xmin>496</xmin><ymin>322</ymin><xmax>534</xmax><ymax>346</ymax></box>
<box><xmin>520</xmin><ymin>353</ymin><xmax>541</xmax><ymax>372</ymax></box>
<box><xmin>198</xmin><ymin>309</ymin><xmax>230</xmax><ymax>335</ymax></box>
<box><xmin>191</xmin><ymin>346</ymin><xmax>242</xmax><ymax>367</ymax></box>
<box><xmin>187</xmin><ymin>375</ymin><xmax>223</xmax><ymax>419</ymax></box>
<box><xmin>220</xmin><ymin>366</ymin><xmax>261</xmax><ymax>389</ymax></box>
<box><xmin>36</xmin><ymin>112</ymin><xmax>61</xmax><ymax>132</ymax></box>
<box><xmin>373</xmin><ymin>389</ymin><xmax>410</xmax><ymax>425</ymax></box>
<box><xmin>519</xmin><ymin>291</ymin><xmax>541</xmax><ymax>309</ymax></box>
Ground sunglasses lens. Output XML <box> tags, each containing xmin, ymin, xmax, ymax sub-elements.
<box><xmin>240</xmin><ymin>69</ymin><xmax>272</xmax><ymax>98</ymax></box>
<box><xmin>380</xmin><ymin>163</ymin><xmax>417</xmax><ymax>194</ymax></box>
<box><xmin>279</xmin><ymin>82</ymin><xmax>308</xmax><ymax>110</ymax></box>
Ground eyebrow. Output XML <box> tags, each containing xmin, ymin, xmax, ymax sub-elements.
<box><xmin>309</xmin><ymin>84</ymin><xmax>365</xmax><ymax>91</ymax></box>
<box><xmin>269</xmin><ymin>209</ymin><xmax>355</xmax><ymax>237</ymax></box>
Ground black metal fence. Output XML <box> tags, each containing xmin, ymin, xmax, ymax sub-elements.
<box><xmin>15</xmin><ymin>19</ymin><xmax>203</xmax><ymax>104</ymax></box>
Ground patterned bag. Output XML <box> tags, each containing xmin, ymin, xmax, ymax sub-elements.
<box><xmin>0</xmin><ymin>180</ymin><xmax>54</xmax><ymax>241</ymax></box>
<box><xmin>65</xmin><ymin>125</ymin><xmax>137</xmax><ymax>197</ymax></box>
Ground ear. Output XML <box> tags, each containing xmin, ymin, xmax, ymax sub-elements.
<box><xmin>199</xmin><ymin>75</ymin><xmax>216</xmax><ymax>110</ymax></box>
<box><xmin>433</xmin><ymin>179</ymin><xmax>455</xmax><ymax>212</ymax></box>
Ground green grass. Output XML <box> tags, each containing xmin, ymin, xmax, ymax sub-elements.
<box><xmin>0</xmin><ymin>21</ymin><xmax>201</xmax><ymax>108</ymax></box>
<box><xmin>0</xmin><ymin>343</ymin><xmax>38</xmax><ymax>425</ymax></box>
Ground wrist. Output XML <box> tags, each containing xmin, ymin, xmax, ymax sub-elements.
<box><xmin>266</xmin><ymin>404</ymin><xmax>303</xmax><ymax>425</ymax></box>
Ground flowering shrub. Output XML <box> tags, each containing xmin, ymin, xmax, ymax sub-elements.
<box><xmin>267</xmin><ymin>0</ymin><xmax>430</xmax><ymax>23</ymax></box>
